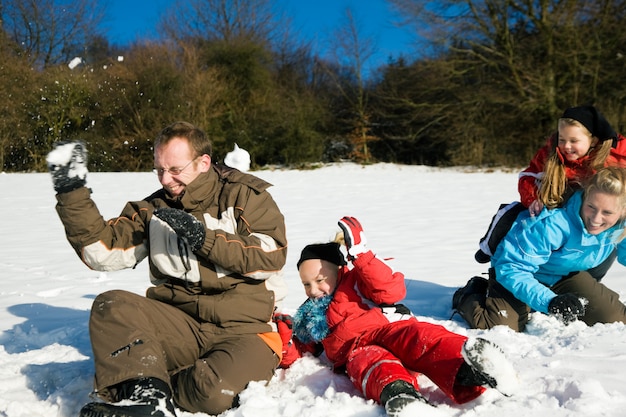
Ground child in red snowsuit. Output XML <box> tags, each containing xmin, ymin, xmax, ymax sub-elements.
<box><xmin>275</xmin><ymin>217</ymin><xmax>517</xmax><ymax>417</ymax></box>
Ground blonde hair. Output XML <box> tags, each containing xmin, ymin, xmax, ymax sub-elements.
<box><xmin>583</xmin><ymin>167</ymin><xmax>626</xmax><ymax>240</ymax></box>
<box><xmin>538</xmin><ymin>118</ymin><xmax>612</xmax><ymax>209</ymax></box>
<box><xmin>334</xmin><ymin>231</ymin><xmax>345</xmax><ymax>246</ymax></box>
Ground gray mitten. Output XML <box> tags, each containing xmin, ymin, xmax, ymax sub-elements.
<box><xmin>153</xmin><ymin>208</ymin><xmax>206</xmax><ymax>252</ymax></box>
<box><xmin>46</xmin><ymin>141</ymin><xmax>88</xmax><ymax>193</ymax></box>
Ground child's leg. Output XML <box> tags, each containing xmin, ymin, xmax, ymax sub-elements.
<box><xmin>362</xmin><ymin>319</ymin><xmax>485</xmax><ymax>404</ymax></box>
<box><xmin>346</xmin><ymin>346</ymin><xmax>434</xmax><ymax>417</ymax></box>
<box><xmin>346</xmin><ymin>344</ymin><xmax>418</xmax><ymax>404</ymax></box>
<box><xmin>346</xmin><ymin>345</ymin><xmax>430</xmax><ymax>417</ymax></box>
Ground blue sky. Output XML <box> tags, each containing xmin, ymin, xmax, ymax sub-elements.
<box><xmin>100</xmin><ymin>0</ymin><xmax>415</xmax><ymax>72</ymax></box>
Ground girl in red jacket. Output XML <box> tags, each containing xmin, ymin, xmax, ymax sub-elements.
<box><xmin>475</xmin><ymin>105</ymin><xmax>626</xmax><ymax>265</ymax></box>
<box><xmin>278</xmin><ymin>217</ymin><xmax>517</xmax><ymax>417</ymax></box>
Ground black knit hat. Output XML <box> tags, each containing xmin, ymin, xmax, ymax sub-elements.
<box><xmin>561</xmin><ymin>105</ymin><xmax>617</xmax><ymax>141</ymax></box>
<box><xmin>297</xmin><ymin>242</ymin><xmax>346</xmax><ymax>270</ymax></box>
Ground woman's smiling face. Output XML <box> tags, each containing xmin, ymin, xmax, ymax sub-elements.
<box><xmin>581</xmin><ymin>189</ymin><xmax>623</xmax><ymax>235</ymax></box>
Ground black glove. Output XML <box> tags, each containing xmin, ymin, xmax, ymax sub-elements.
<box><xmin>153</xmin><ymin>208</ymin><xmax>206</xmax><ymax>252</ymax></box>
<box><xmin>548</xmin><ymin>293</ymin><xmax>585</xmax><ymax>324</ymax></box>
<box><xmin>46</xmin><ymin>141</ymin><xmax>88</xmax><ymax>193</ymax></box>
<box><xmin>380</xmin><ymin>303</ymin><xmax>413</xmax><ymax>321</ymax></box>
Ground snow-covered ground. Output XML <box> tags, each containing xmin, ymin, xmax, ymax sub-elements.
<box><xmin>1</xmin><ymin>163</ymin><xmax>626</xmax><ymax>417</ymax></box>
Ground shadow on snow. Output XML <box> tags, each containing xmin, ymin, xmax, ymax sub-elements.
<box><xmin>0</xmin><ymin>299</ymin><xmax>96</xmax><ymax>415</ymax></box>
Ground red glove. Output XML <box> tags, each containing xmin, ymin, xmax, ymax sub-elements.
<box><xmin>338</xmin><ymin>216</ymin><xmax>368</xmax><ymax>260</ymax></box>
<box><xmin>273</xmin><ymin>313</ymin><xmax>302</xmax><ymax>368</ymax></box>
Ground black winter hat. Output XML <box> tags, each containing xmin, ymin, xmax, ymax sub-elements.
<box><xmin>297</xmin><ymin>242</ymin><xmax>346</xmax><ymax>270</ymax></box>
<box><xmin>561</xmin><ymin>105</ymin><xmax>617</xmax><ymax>141</ymax></box>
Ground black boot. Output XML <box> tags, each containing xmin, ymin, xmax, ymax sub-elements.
<box><xmin>380</xmin><ymin>380</ymin><xmax>430</xmax><ymax>417</ymax></box>
<box><xmin>456</xmin><ymin>361</ymin><xmax>495</xmax><ymax>387</ymax></box>
<box><xmin>459</xmin><ymin>337</ymin><xmax>519</xmax><ymax>397</ymax></box>
<box><xmin>452</xmin><ymin>276</ymin><xmax>489</xmax><ymax>311</ymax></box>
<box><xmin>79</xmin><ymin>377</ymin><xmax>177</xmax><ymax>417</ymax></box>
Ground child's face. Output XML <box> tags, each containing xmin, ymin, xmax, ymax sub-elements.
<box><xmin>557</xmin><ymin>124</ymin><xmax>597</xmax><ymax>162</ymax></box>
<box><xmin>299</xmin><ymin>259</ymin><xmax>339</xmax><ymax>299</ymax></box>
<box><xmin>581</xmin><ymin>189</ymin><xmax>624</xmax><ymax>235</ymax></box>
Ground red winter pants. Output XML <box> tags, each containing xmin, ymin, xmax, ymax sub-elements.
<box><xmin>345</xmin><ymin>318</ymin><xmax>485</xmax><ymax>404</ymax></box>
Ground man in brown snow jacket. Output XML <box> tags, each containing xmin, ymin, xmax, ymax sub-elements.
<box><xmin>46</xmin><ymin>122</ymin><xmax>288</xmax><ymax>417</ymax></box>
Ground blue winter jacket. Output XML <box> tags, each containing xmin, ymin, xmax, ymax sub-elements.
<box><xmin>491</xmin><ymin>190</ymin><xmax>626</xmax><ymax>314</ymax></box>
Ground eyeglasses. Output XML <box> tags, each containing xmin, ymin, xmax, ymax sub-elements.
<box><xmin>153</xmin><ymin>158</ymin><xmax>197</xmax><ymax>176</ymax></box>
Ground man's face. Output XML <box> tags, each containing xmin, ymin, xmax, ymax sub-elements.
<box><xmin>154</xmin><ymin>137</ymin><xmax>211</xmax><ymax>197</ymax></box>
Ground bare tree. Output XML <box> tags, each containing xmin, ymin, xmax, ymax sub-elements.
<box><xmin>386</xmin><ymin>0</ymin><xmax>626</xmax><ymax>165</ymax></box>
<box><xmin>160</xmin><ymin>0</ymin><xmax>285</xmax><ymax>45</ymax></box>
<box><xmin>1</xmin><ymin>0</ymin><xmax>105</xmax><ymax>68</ymax></box>
<box><xmin>388</xmin><ymin>0</ymin><xmax>626</xmax><ymax>115</ymax></box>
<box><xmin>324</xmin><ymin>7</ymin><xmax>379</xmax><ymax>162</ymax></box>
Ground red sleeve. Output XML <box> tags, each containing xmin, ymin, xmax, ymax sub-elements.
<box><xmin>351</xmin><ymin>251</ymin><xmax>406</xmax><ymax>304</ymax></box>
<box><xmin>606</xmin><ymin>133</ymin><xmax>626</xmax><ymax>167</ymax></box>
<box><xmin>518</xmin><ymin>139</ymin><xmax>552</xmax><ymax>207</ymax></box>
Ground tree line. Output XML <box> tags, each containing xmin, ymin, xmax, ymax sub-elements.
<box><xmin>1</xmin><ymin>0</ymin><xmax>625</xmax><ymax>172</ymax></box>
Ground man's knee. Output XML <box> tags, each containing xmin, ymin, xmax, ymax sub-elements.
<box><xmin>90</xmin><ymin>290</ymin><xmax>141</xmax><ymax>324</ymax></box>
<box><xmin>92</xmin><ymin>289</ymin><xmax>136</xmax><ymax>310</ymax></box>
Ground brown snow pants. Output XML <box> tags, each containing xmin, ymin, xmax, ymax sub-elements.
<box><xmin>88</xmin><ymin>290</ymin><xmax>279</xmax><ymax>415</ymax></box>
<box><xmin>457</xmin><ymin>270</ymin><xmax>626</xmax><ymax>332</ymax></box>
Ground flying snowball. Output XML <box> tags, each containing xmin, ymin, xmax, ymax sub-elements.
<box><xmin>68</xmin><ymin>57</ymin><xmax>83</xmax><ymax>69</ymax></box>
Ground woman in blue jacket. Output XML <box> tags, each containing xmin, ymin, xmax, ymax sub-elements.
<box><xmin>454</xmin><ymin>167</ymin><xmax>626</xmax><ymax>332</ymax></box>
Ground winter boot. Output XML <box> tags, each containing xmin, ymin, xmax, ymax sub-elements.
<box><xmin>456</xmin><ymin>361</ymin><xmax>494</xmax><ymax>387</ymax></box>
<box><xmin>380</xmin><ymin>380</ymin><xmax>431</xmax><ymax>417</ymax></box>
<box><xmin>79</xmin><ymin>377</ymin><xmax>177</xmax><ymax>417</ymax></box>
<box><xmin>452</xmin><ymin>276</ymin><xmax>489</xmax><ymax>311</ymax></box>
<box><xmin>460</xmin><ymin>337</ymin><xmax>519</xmax><ymax>397</ymax></box>
<box><xmin>474</xmin><ymin>249</ymin><xmax>491</xmax><ymax>264</ymax></box>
